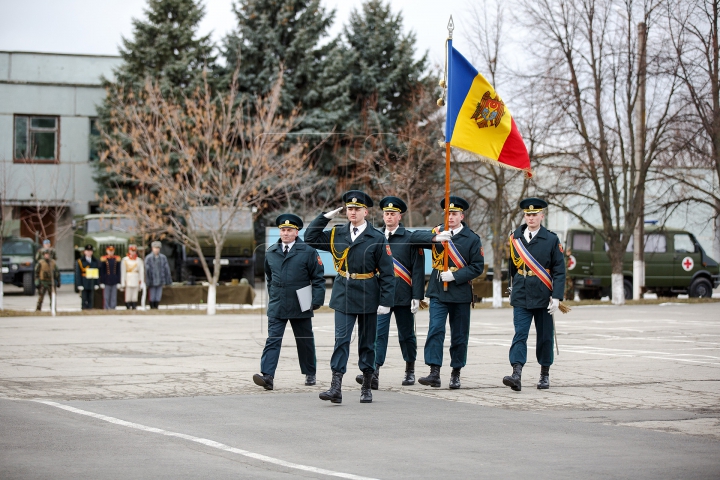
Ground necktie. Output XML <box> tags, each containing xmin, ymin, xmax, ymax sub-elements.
<box><xmin>529</xmin><ymin>232</ymin><xmax>534</xmax><ymax>241</ymax></box>
<box><xmin>353</xmin><ymin>227</ymin><xmax>359</xmax><ymax>236</ymax></box>
<box><xmin>451</xmin><ymin>230</ymin><xmax>454</xmax><ymax>237</ymax></box>
<box><xmin>284</xmin><ymin>245</ymin><xmax>289</xmax><ymax>255</ymax></box>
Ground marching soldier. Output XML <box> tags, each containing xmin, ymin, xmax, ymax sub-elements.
<box><xmin>503</xmin><ymin>197</ymin><xmax>566</xmax><ymax>391</ymax></box>
<box><xmin>411</xmin><ymin>196</ymin><xmax>484</xmax><ymax>389</ymax></box>
<box><xmin>75</xmin><ymin>244</ymin><xmax>99</xmax><ymax>309</ymax></box>
<box><xmin>355</xmin><ymin>196</ymin><xmax>425</xmax><ymax>389</ymax></box>
<box><xmin>253</xmin><ymin>214</ymin><xmax>326</xmax><ymax>390</ymax></box>
<box><xmin>99</xmin><ymin>246</ymin><xmax>121</xmax><ymax>310</ymax></box>
<box><xmin>304</xmin><ymin>190</ymin><xmax>395</xmax><ymax>404</ymax></box>
<box><xmin>120</xmin><ymin>245</ymin><xmax>145</xmax><ymax>310</ymax></box>
<box><xmin>35</xmin><ymin>248</ymin><xmax>59</xmax><ymax>311</ymax></box>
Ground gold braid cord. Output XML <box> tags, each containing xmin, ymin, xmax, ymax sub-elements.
<box><xmin>330</xmin><ymin>227</ymin><xmax>349</xmax><ymax>273</ymax></box>
<box><xmin>508</xmin><ymin>236</ymin><xmax>571</xmax><ymax>314</ymax></box>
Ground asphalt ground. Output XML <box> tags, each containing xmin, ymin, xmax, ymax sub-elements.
<box><xmin>1</xmin><ymin>303</ymin><xmax>719</xmax><ymax>478</ymax></box>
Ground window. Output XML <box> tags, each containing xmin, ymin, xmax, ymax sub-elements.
<box><xmin>644</xmin><ymin>234</ymin><xmax>667</xmax><ymax>253</ymax></box>
<box><xmin>571</xmin><ymin>232</ymin><xmax>593</xmax><ymax>251</ymax></box>
<box><xmin>89</xmin><ymin>118</ymin><xmax>100</xmax><ymax>161</ymax></box>
<box><xmin>674</xmin><ymin>234</ymin><xmax>696</xmax><ymax>253</ymax></box>
<box><xmin>14</xmin><ymin>115</ymin><xmax>59</xmax><ymax>162</ymax></box>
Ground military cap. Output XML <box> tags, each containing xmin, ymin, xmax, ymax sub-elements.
<box><xmin>42</xmin><ymin>239</ymin><xmax>51</xmax><ymax>246</ymax></box>
<box><xmin>380</xmin><ymin>196</ymin><xmax>407</xmax><ymax>213</ymax></box>
<box><xmin>276</xmin><ymin>213</ymin><xmax>303</xmax><ymax>230</ymax></box>
<box><xmin>105</xmin><ymin>245</ymin><xmax>115</xmax><ymax>252</ymax></box>
<box><xmin>342</xmin><ymin>190</ymin><xmax>373</xmax><ymax>208</ymax></box>
<box><xmin>151</xmin><ymin>241</ymin><xmax>162</xmax><ymax>248</ymax></box>
<box><xmin>519</xmin><ymin>197</ymin><xmax>548</xmax><ymax>214</ymax></box>
<box><xmin>84</xmin><ymin>244</ymin><xmax>94</xmax><ymax>251</ymax></box>
<box><xmin>440</xmin><ymin>196</ymin><xmax>469</xmax><ymax>212</ymax></box>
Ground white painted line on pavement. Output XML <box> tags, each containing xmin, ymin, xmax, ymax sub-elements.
<box><xmin>32</xmin><ymin>400</ymin><xmax>379</xmax><ymax>480</ymax></box>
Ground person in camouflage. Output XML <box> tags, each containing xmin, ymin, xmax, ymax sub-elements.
<box><xmin>35</xmin><ymin>248</ymin><xmax>59</xmax><ymax>311</ymax></box>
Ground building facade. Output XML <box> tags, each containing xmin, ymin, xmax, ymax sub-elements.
<box><xmin>0</xmin><ymin>51</ymin><xmax>121</xmax><ymax>269</ymax></box>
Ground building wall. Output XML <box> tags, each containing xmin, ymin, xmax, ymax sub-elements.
<box><xmin>0</xmin><ymin>51</ymin><xmax>122</xmax><ymax>269</ymax></box>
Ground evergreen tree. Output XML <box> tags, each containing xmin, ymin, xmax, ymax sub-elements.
<box><xmin>94</xmin><ymin>0</ymin><xmax>216</xmax><ymax>197</ymax></box>
<box><xmin>222</xmin><ymin>0</ymin><xmax>344</xmax><ymax>132</ymax></box>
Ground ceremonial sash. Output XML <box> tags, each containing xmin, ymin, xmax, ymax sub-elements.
<box><xmin>393</xmin><ymin>258</ymin><xmax>412</xmax><ymax>286</ymax></box>
<box><xmin>446</xmin><ymin>239</ymin><xmax>468</xmax><ymax>269</ymax></box>
<box><xmin>510</xmin><ymin>234</ymin><xmax>553</xmax><ymax>291</ymax></box>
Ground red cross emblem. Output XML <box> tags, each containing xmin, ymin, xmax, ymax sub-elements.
<box><xmin>681</xmin><ymin>256</ymin><xmax>694</xmax><ymax>272</ymax></box>
<box><xmin>567</xmin><ymin>255</ymin><xmax>576</xmax><ymax>270</ymax></box>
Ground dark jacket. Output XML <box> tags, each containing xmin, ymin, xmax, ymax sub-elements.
<box><xmin>509</xmin><ymin>225</ymin><xmax>566</xmax><ymax>309</ymax></box>
<box><xmin>35</xmin><ymin>258</ymin><xmax>59</xmax><ymax>286</ymax></box>
<box><xmin>382</xmin><ymin>225</ymin><xmax>426</xmax><ymax>306</ymax></box>
<box><xmin>145</xmin><ymin>253</ymin><xmax>172</xmax><ymax>287</ymax></box>
<box><xmin>412</xmin><ymin>223</ymin><xmax>485</xmax><ymax>303</ymax></box>
<box><xmin>304</xmin><ymin>215</ymin><xmax>395</xmax><ymax>314</ymax></box>
<box><xmin>265</xmin><ymin>238</ymin><xmax>325</xmax><ymax>319</ymax></box>
<box><xmin>75</xmin><ymin>256</ymin><xmax>99</xmax><ymax>290</ymax></box>
<box><xmin>99</xmin><ymin>255</ymin><xmax>121</xmax><ymax>286</ymax></box>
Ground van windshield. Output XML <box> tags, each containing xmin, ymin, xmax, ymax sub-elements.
<box><xmin>188</xmin><ymin>208</ymin><xmax>252</xmax><ymax>232</ymax></box>
<box><xmin>85</xmin><ymin>218</ymin><xmax>137</xmax><ymax>233</ymax></box>
<box><xmin>2</xmin><ymin>240</ymin><xmax>34</xmax><ymax>255</ymax></box>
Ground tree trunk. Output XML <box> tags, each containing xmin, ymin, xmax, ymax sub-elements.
<box><xmin>611</xmin><ymin>273</ymin><xmax>625</xmax><ymax>305</ymax></box>
<box><xmin>207</xmin><ymin>283</ymin><xmax>217</xmax><ymax>315</ymax></box>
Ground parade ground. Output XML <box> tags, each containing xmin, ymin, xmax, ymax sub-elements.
<box><xmin>1</xmin><ymin>302</ymin><xmax>719</xmax><ymax>479</ymax></box>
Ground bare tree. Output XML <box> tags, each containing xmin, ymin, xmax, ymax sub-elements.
<box><xmin>519</xmin><ymin>0</ymin><xmax>679</xmax><ymax>304</ymax></box>
<box><xmin>100</xmin><ymin>70</ymin><xmax>313</xmax><ymax>314</ymax></box>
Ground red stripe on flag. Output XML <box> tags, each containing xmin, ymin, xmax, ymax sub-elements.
<box><xmin>498</xmin><ymin>118</ymin><xmax>532</xmax><ymax>176</ymax></box>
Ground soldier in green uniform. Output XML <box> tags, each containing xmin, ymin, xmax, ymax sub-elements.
<box><xmin>253</xmin><ymin>214</ymin><xmax>326</xmax><ymax>391</ymax></box>
<box><xmin>75</xmin><ymin>244</ymin><xmax>100</xmax><ymax>309</ymax></box>
<box><xmin>503</xmin><ymin>197</ymin><xmax>566</xmax><ymax>391</ymax></box>
<box><xmin>304</xmin><ymin>190</ymin><xmax>395</xmax><ymax>404</ymax></box>
<box><xmin>355</xmin><ymin>196</ymin><xmax>425</xmax><ymax>388</ymax></box>
<box><xmin>35</xmin><ymin>248</ymin><xmax>59</xmax><ymax>311</ymax></box>
<box><xmin>35</xmin><ymin>239</ymin><xmax>57</xmax><ymax>262</ymax></box>
<box><xmin>411</xmin><ymin>196</ymin><xmax>485</xmax><ymax>389</ymax></box>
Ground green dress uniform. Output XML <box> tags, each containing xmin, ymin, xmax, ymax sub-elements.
<box><xmin>252</xmin><ymin>213</ymin><xmax>326</xmax><ymax>391</ymax></box>
<box><xmin>503</xmin><ymin>197</ymin><xmax>566</xmax><ymax>392</ymax></box>
<box><xmin>411</xmin><ymin>196</ymin><xmax>484</xmax><ymax>389</ymax></box>
<box><xmin>34</xmin><ymin>252</ymin><xmax>59</xmax><ymax>311</ymax></box>
<box><xmin>304</xmin><ymin>190</ymin><xmax>395</xmax><ymax>404</ymax></box>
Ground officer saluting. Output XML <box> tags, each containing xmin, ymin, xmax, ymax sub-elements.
<box><xmin>355</xmin><ymin>196</ymin><xmax>425</xmax><ymax>388</ymax></box>
<box><xmin>411</xmin><ymin>196</ymin><xmax>484</xmax><ymax>389</ymax></box>
<box><xmin>253</xmin><ymin>214</ymin><xmax>326</xmax><ymax>390</ymax></box>
<box><xmin>503</xmin><ymin>198</ymin><xmax>567</xmax><ymax>391</ymax></box>
<box><xmin>304</xmin><ymin>190</ymin><xmax>395</xmax><ymax>404</ymax></box>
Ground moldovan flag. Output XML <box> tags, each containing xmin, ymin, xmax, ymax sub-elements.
<box><xmin>446</xmin><ymin>39</ymin><xmax>532</xmax><ymax>176</ymax></box>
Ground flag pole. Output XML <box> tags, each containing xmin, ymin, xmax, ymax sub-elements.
<box><xmin>441</xmin><ymin>16</ymin><xmax>454</xmax><ymax>292</ymax></box>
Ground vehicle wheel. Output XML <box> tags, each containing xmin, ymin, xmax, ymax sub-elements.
<box><xmin>578</xmin><ymin>289</ymin><xmax>600</xmax><ymax>300</ymax></box>
<box><xmin>623</xmin><ymin>279</ymin><xmax>633</xmax><ymax>300</ymax></box>
<box><xmin>688</xmin><ymin>278</ymin><xmax>713</xmax><ymax>298</ymax></box>
<box><xmin>22</xmin><ymin>272</ymin><xmax>35</xmax><ymax>296</ymax></box>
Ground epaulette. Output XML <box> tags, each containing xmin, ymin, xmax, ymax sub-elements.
<box><xmin>100</xmin><ymin>255</ymin><xmax>107</xmax><ymax>261</ymax></box>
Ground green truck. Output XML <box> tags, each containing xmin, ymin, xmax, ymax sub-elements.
<box><xmin>183</xmin><ymin>207</ymin><xmax>256</xmax><ymax>286</ymax></box>
<box><xmin>1</xmin><ymin>236</ymin><xmax>37</xmax><ymax>295</ymax></box>
<box><xmin>72</xmin><ymin>214</ymin><xmax>140</xmax><ymax>261</ymax></box>
<box><xmin>566</xmin><ymin>226</ymin><xmax>719</xmax><ymax>299</ymax></box>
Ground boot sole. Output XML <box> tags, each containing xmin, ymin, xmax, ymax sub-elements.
<box><xmin>360</xmin><ymin>399</ymin><xmax>372</xmax><ymax>403</ymax></box>
<box><xmin>449</xmin><ymin>384</ymin><xmax>461</xmax><ymax>389</ymax></box>
<box><xmin>402</xmin><ymin>380</ymin><xmax>415</xmax><ymax>386</ymax></box>
<box><xmin>537</xmin><ymin>385</ymin><xmax>549</xmax><ymax>389</ymax></box>
<box><xmin>253</xmin><ymin>374</ymin><xmax>273</xmax><ymax>390</ymax></box>
<box><xmin>418</xmin><ymin>379</ymin><xmax>441</xmax><ymax>387</ymax></box>
<box><xmin>502</xmin><ymin>377</ymin><xmax>521</xmax><ymax>391</ymax></box>
<box><xmin>319</xmin><ymin>394</ymin><xmax>342</xmax><ymax>403</ymax></box>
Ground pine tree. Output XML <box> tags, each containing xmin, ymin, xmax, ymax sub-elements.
<box><xmin>222</xmin><ymin>0</ymin><xmax>344</xmax><ymax>132</ymax></box>
<box><xmin>94</xmin><ymin>0</ymin><xmax>216</xmax><ymax>197</ymax></box>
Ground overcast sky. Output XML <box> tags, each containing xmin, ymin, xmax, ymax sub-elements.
<box><xmin>0</xmin><ymin>0</ymin><xmax>481</xmax><ymax>69</ymax></box>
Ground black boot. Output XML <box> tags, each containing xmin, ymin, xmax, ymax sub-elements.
<box><xmin>355</xmin><ymin>365</ymin><xmax>379</xmax><ymax>390</ymax></box>
<box><xmin>418</xmin><ymin>365</ymin><xmax>441</xmax><ymax>387</ymax></box>
<box><xmin>360</xmin><ymin>369</ymin><xmax>373</xmax><ymax>403</ymax></box>
<box><xmin>252</xmin><ymin>373</ymin><xmax>274</xmax><ymax>390</ymax></box>
<box><xmin>402</xmin><ymin>361</ymin><xmax>415</xmax><ymax>386</ymax></box>
<box><xmin>537</xmin><ymin>366</ymin><xmax>550</xmax><ymax>389</ymax></box>
<box><xmin>503</xmin><ymin>363</ymin><xmax>523</xmax><ymax>391</ymax></box>
<box><xmin>449</xmin><ymin>368</ymin><xmax>461</xmax><ymax>389</ymax></box>
<box><xmin>319</xmin><ymin>371</ymin><xmax>343</xmax><ymax>403</ymax></box>
<box><xmin>305</xmin><ymin>374</ymin><xmax>316</xmax><ymax>386</ymax></box>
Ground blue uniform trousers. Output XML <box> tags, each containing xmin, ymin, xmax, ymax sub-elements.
<box><xmin>424</xmin><ymin>298</ymin><xmax>470</xmax><ymax>368</ymax></box>
<box><xmin>148</xmin><ymin>286</ymin><xmax>163</xmax><ymax>303</ymax></box>
<box><xmin>330</xmin><ymin>311</ymin><xmax>377</xmax><ymax>374</ymax></box>
<box><xmin>81</xmin><ymin>289</ymin><xmax>94</xmax><ymax>309</ymax></box>
<box><xmin>375</xmin><ymin>306</ymin><xmax>417</xmax><ymax>366</ymax></box>
<box><xmin>509</xmin><ymin>306</ymin><xmax>554</xmax><ymax>367</ymax></box>
<box><xmin>260</xmin><ymin>316</ymin><xmax>316</xmax><ymax>377</ymax></box>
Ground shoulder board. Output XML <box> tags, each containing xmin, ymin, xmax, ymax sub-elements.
<box><xmin>100</xmin><ymin>256</ymin><xmax>107</xmax><ymax>261</ymax></box>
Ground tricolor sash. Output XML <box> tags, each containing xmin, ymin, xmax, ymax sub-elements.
<box><xmin>446</xmin><ymin>239</ymin><xmax>468</xmax><ymax>269</ymax></box>
<box><xmin>393</xmin><ymin>258</ymin><xmax>412</xmax><ymax>286</ymax></box>
<box><xmin>510</xmin><ymin>234</ymin><xmax>553</xmax><ymax>291</ymax></box>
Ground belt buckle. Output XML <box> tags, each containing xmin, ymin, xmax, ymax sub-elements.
<box><xmin>350</xmin><ymin>273</ymin><xmax>358</xmax><ymax>279</ymax></box>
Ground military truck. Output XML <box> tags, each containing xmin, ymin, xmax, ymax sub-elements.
<box><xmin>565</xmin><ymin>226</ymin><xmax>719</xmax><ymax>299</ymax></box>
<box><xmin>183</xmin><ymin>207</ymin><xmax>256</xmax><ymax>286</ymax></box>
<box><xmin>1</xmin><ymin>236</ymin><xmax>37</xmax><ymax>295</ymax></box>
<box><xmin>72</xmin><ymin>214</ymin><xmax>140</xmax><ymax>261</ymax></box>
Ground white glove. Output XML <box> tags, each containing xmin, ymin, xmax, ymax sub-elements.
<box><xmin>100</xmin><ymin>283</ymin><xmax>106</xmax><ymax>289</ymax></box>
<box><xmin>440</xmin><ymin>270</ymin><xmax>455</xmax><ymax>282</ymax></box>
<box><xmin>433</xmin><ymin>230</ymin><xmax>452</xmax><ymax>243</ymax></box>
<box><xmin>119</xmin><ymin>285</ymin><xmax>125</xmax><ymax>291</ymax></box>
<box><xmin>77</xmin><ymin>286</ymin><xmax>84</xmax><ymax>291</ymax></box>
<box><xmin>323</xmin><ymin>206</ymin><xmax>343</xmax><ymax>219</ymax></box>
<box><xmin>141</xmin><ymin>283</ymin><xmax>146</xmax><ymax>289</ymax></box>
<box><xmin>94</xmin><ymin>285</ymin><xmax>100</xmax><ymax>290</ymax></box>
<box><xmin>411</xmin><ymin>299</ymin><xmax>420</xmax><ymax>314</ymax></box>
<box><xmin>377</xmin><ymin>305</ymin><xmax>391</xmax><ymax>315</ymax></box>
<box><xmin>547</xmin><ymin>297</ymin><xmax>559</xmax><ymax>315</ymax></box>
